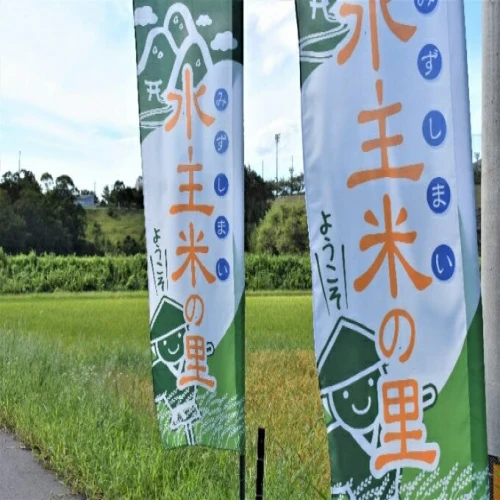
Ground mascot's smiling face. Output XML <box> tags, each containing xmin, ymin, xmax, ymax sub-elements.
<box><xmin>156</xmin><ymin>328</ymin><xmax>186</xmax><ymax>364</ymax></box>
<box><xmin>332</xmin><ymin>368</ymin><xmax>381</xmax><ymax>431</ymax></box>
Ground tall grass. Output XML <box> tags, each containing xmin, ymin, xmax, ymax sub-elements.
<box><xmin>0</xmin><ymin>293</ymin><xmax>329</xmax><ymax>499</ymax></box>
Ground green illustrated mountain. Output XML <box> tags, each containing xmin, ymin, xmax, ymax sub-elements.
<box><xmin>133</xmin><ymin>1</ymin><xmax>243</xmax><ymax>140</ymax></box>
<box><xmin>295</xmin><ymin>0</ymin><xmax>349</xmax><ymax>86</ymax></box>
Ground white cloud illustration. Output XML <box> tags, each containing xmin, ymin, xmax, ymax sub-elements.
<box><xmin>210</xmin><ymin>31</ymin><xmax>238</xmax><ymax>52</ymax></box>
<box><xmin>134</xmin><ymin>6</ymin><xmax>158</xmax><ymax>27</ymax></box>
<box><xmin>196</xmin><ymin>14</ymin><xmax>212</xmax><ymax>27</ymax></box>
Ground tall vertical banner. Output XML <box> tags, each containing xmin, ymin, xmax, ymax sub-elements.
<box><xmin>132</xmin><ymin>1</ymin><xmax>245</xmax><ymax>452</ymax></box>
<box><xmin>296</xmin><ymin>0</ymin><xmax>488</xmax><ymax>497</ymax></box>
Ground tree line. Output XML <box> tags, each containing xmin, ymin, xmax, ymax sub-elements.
<box><xmin>0</xmin><ymin>159</ymin><xmax>480</xmax><ymax>257</ymax></box>
<box><xmin>0</xmin><ymin>170</ymin><xmax>144</xmax><ymax>256</ymax></box>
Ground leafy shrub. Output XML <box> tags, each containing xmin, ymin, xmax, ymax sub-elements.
<box><xmin>0</xmin><ymin>253</ymin><xmax>312</xmax><ymax>293</ymax></box>
<box><xmin>254</xmin><ymin>199</ymin><xmax>309</xmax><ymax>255</ymax></box>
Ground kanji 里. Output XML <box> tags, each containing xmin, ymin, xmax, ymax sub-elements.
<box><xmin>178</xmin><ymin>335</ymin><xmax>216</xmax><ymax>391</ymax></box>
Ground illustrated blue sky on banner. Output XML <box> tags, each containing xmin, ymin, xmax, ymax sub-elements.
<box><xmin>0</xmin><ymin>0</ymin><xmax>482</xmax><ymax>196</ymax></box>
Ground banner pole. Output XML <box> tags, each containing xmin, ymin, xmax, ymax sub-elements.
<box><xmin>482</xmin><ymin>0</ymin><xmax>500</xmax><ymax>487</ymax></box>
<box><xmin>255</xmin><ymin>428</ymin><xmax>265</xmax><ymax>500</ymax></box>
<box><xmin>239</xmin><ymin>453</ymin><xmax>245</xmax><ymax>500</ymax></box>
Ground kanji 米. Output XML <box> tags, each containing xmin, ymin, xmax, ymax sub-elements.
<box><xmin>354</xmin><ymin>194</ymin><xmax>432</xmax><ymax>298</ymax></box>
<box><xmin>172</xmin><ymin>222</ymin><xmax>216</xmax><ymax>287</ymax></box>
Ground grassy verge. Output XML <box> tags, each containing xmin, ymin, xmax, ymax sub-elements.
<box><xmin>0</xmin><ymin>293</ymin><xmax>329</xmax><ymax>499</ymax></box>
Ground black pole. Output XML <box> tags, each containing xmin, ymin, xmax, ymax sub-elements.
<box><xmin>240</xmin><ymin>453</ymin><xmax>246</xmax><ymax>500</ymax></box>
<box><xmin>256</xmin><ymin>428</ymin><xmax>266</xmax><ymax>500</ymax></box>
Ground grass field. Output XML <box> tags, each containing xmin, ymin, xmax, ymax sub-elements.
<box><xmin>85</xmin><ymin>208</ymin><xmax>145</xmax><ymax>244</ymax></box>
<box><xmin>0</xmin><ymin>292</ymin><xmax>331</xmax><ymax>499</ymax></box>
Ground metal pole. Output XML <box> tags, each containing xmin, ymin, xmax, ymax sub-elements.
<box><xmin>275</xmin><ymin>134</ymin><xmax>280</xmax><ymax>182</ymax></box>
<box><xmin>261</xmin><ymin>160</ymin><xmax>264</xmax><ymax>179</ymax></box>
<box><xmin>255</xmin><ymin>428</ymin><xmax>265</xmax><ymax>500</ymax></box>
<box><xmin>18</xmin><ymin>151</ymin><xmax>21</xmax><ymax>173</ymax></box>
<box><xmin>482</xmin><ymin>0</ymin><xmax>500</xmax><ymax>467</ymax></box>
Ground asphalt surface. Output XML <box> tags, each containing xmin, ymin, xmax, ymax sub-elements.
<box><xmin>0</xmin><ymin>431</ymin><xmax>84</xmax><ymax>500</ymax></box>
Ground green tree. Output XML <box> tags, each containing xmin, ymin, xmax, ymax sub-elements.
<box><xmin>244</xmin><ymin>166</ymin><xmax>274</xmax><ymax>251</ymax></box>
<box><xmin>254</xmin><ymin>198</ymin><xmax>309</xmax><ymax>255</ymax></box>
<box><xmin>0</xmin><ymin>190</ymin><xmax>26</xmax><ymax>253</ymax></box>
<box><xmin>117</xmin><ymin>235</ymin><xmax>144</xmax><ymax>255</ymax></box>
<box><xmin>102</xmin><ymin>185</ymin><xmax>111</xmax><ymax>204</ymax></box>
<box><xmin>40</xmin><ymin>172</ymin><xmax>54</xmax><ymax>192</ymax></box>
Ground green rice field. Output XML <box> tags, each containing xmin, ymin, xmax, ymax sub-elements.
<box><xmin>0</xmin><ymin>292</ymin><xmax>330</xmax><ymax>499</ymax></box>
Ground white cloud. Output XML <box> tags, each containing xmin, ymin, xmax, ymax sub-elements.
<box><xmin>0</xmin><ymin>1</ymin><xmax>139</xmax><ymax>132</ymax></box>
<box><xmin>134</xmin><ymin>6</ymin><xmax>158</xmax><ymax>27</ymax></box>
<box><xmin>196</xmin><ymin>14</ymin><xmax>212</xmax><ymax>27</ymax></box>
<box><xmin>245</xmin><ymin>0</ymin><xmax>298</xmax><ymax>77</ymax></box>
<box><xmin>210</xmin><ymin>31</ymin><xmax>238</xmax><ymax>51</ymax></box>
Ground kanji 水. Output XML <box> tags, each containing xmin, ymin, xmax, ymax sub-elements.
<box><xmin>337</xmin><ymin>0</ymin><xmax>416</xmax><ymax>71</ymax></box>
<box><xmin>172</xmin><ymin>222</ymin><xmax>216</xmax><ymax>287</ymax></box>
<box><xmin>178</xmin><ymin>335</ymin><xmax>216</xmax><ymax>391</ymax></box>
<box><xmin>170</xmin><ymin>147</ymin><xmax>214</xmax><ymax>216</ymax></box>
<box><xmin>373</xmin><ymin>379</ymin><xmax>439</xmax><ymax>474</ymax></box>
<box><xmin>165</xmin><ymin>67</ymin><xmax>215</xmax><ymax>140</ymax></box>
<box><xmin>348</xmin><ymin>80</ymin><xmax>424</xmax><ymax>189</ymax></box>
<box><xmin>354</xmin><ymin>194</ymin><xmax>432</xmax><ymax>298</ymax></box>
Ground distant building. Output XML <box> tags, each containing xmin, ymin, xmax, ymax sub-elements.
<box><xmin>135</xmin><ymin>176</ymin><xmax>143</xmax><ymax>191</ymax></box>
<box><xmin>75</xmin><ymin>194</ymin><xmax>95</xmax><ymax>208</ymax></box>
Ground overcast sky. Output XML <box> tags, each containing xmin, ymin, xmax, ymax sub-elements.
<box><xmin>0</xmin><ymin>0</ymin><xmax>482</xmax><ymax>197</ymax></box>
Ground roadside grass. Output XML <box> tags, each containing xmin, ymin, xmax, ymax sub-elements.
<box><xmin>0</xmin><ymin>293</ymin><xmax>328</xmax><ymax>499</ymax></box>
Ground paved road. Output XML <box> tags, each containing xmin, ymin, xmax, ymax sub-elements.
<box><xmin>0</xmin><ymin>431</ymin><xmax>84</xmax><ymax>500</ymax></box>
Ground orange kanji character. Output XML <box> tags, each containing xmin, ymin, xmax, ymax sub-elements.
<box><xmin>165</xmin><ymin>66</ymin><xmax>215</xmax><ymax>140</ymax></box>
<box><xmin>379</xmin><ymin>309</ymin><xmax>415</xmax><ymax>363</ymax></box>
<box><xmin>355</xmin><ymin>194</ymin><xmax>432</xmax><ymax>298</ymax></box>
<box><xmin>172</xmin><ymin>222</ymin><xmax>216</xmax><ymax>287</ymax></box>
<box><xmin>373</xmin><ymin>379</ymin><xmax>438</xmax><ymax>473</ymax></box>
<box><xmin>348</xmin><ymin>80</ymin><xmax>424</xmax><ymax>189</ymax></box>
<box><xmin>338</xmin><ymin>0</ymin><xmax>416</xmax><ymax>71</ymax></box>
<box><xmin>178</xmin><ymin>335</ymin><xmax>216</xmax><ymax>391</ymax></box>
<box><xmin>170</xmin><ymin>146</ymin><xmax>214</xmax><ymax>216</ymax></box>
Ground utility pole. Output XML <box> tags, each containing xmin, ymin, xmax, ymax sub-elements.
<box><xmin>261</xmin><ymin>160</ymin><xmax>264</xmax><ymax>180</ymax></box>
<box><xmin>482</xmin><ymin>0</ymin><xmax>500</xmax><ymax>466</ymax></box>
<box><xmin>289</xmin><ymin>156</ymin><xmax>294</xmax><ymax>195</ymax></box>
<box><xmin>275</xmin><ymin>133</ymin><xmax>281</xmax><ymax>183</ymax></box>
<box><xmin>18</xmin><ymin>151</ymin><xmax>21</xmax><ymax>173</ymax></box>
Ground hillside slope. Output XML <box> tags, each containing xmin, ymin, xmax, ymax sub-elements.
<box><xmin>85</xmin><ymin>208</ymin><xmax>145</xmax><ymax>244</ymax></box>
